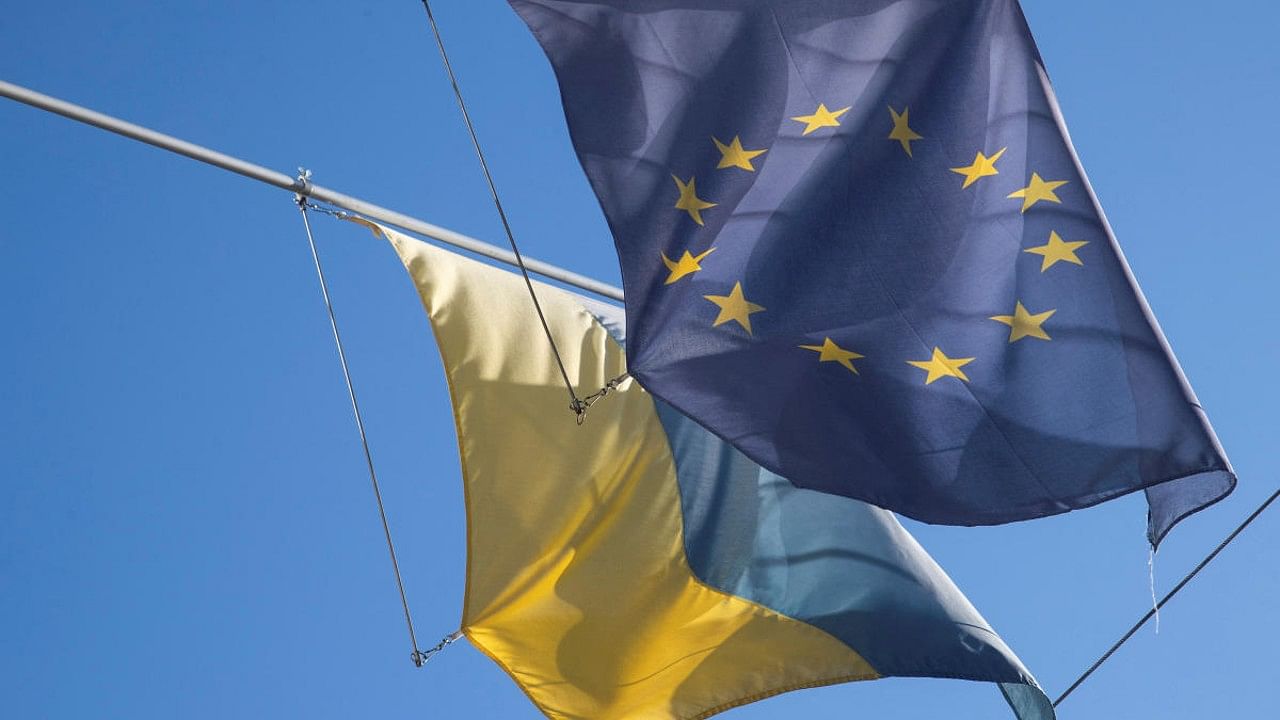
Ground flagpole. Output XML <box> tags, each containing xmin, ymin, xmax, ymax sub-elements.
<box><xmin>0</xmin><ymin>78</ymin><xmax>625</xmax><ymax>302</ymax></box>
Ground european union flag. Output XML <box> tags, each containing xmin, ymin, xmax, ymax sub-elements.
<box><xmin>512</xmin><ymin>0</ymin><xmax>1234</xmax><ymax>545</ymax></box>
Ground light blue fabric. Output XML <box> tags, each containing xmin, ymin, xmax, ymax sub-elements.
<box><xmin>580</xmin><ymin>297</ymin><xmax>1054</xmax><ymax>720</ymax></box>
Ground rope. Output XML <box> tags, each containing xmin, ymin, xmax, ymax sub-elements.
<box><xmin>418</xmin><ymin>0</ymin><xmax>598</xmax><ymax>421</ymax></box>
<box><xmin>1054</xmin><ymin>484</ymin><xmax>1280</xmax><ymax>707</ymax></box>
<box><xmin>294</xmin><ymin>184</ymin><xmax>428</xmax><ymax>667</ymax></box>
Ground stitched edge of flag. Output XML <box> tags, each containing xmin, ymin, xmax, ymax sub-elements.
<box><xmin>460</xmin><ymin>625</ymin><xmax>880</xmax><ymax>720</ymax></box>
<box><xmin>381</xmin><ymin>228</ymin><xmax>480</xmax><ymax>635</ymax></box>
<box><xmin>633</xmin><ymin>363</ymin><xmax>1235</xmax><ymax>540</ymax></box>
<box><xmin>689</xmin><ymin>671</ymin><xmax>878</xmax><ymax>720</ymax></box>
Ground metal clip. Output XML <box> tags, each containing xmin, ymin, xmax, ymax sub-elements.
<box><xmin>412</xmin><ymin>630</ymin><xmax>463</xmax><ymax>667</ymax></box>
<box><xmin>572</xmin><ymin>373</ymin><xmax>630</xmax><ymax>425</ymax></box>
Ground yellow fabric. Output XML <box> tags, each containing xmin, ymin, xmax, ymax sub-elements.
<box><xmin>379</xmin><ymin>224</ymin><xmax>877</xmax><ymax>720</ymax></box>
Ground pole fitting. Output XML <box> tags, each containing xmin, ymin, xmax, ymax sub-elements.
<box><xmin>294</xmin><ymin>167</ymin><xmax>313</xmax><ymax>205</ymax></box>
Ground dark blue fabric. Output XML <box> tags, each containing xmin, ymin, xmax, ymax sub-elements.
<box><xmin>511</xmin><ymin>0</ymin><xmax>1234</xmax><ymax>545</ymax></box>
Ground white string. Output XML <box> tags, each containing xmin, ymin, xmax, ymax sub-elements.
<box><xmin>1148</xmin><ymin>547</ymin><xmax>1160</xmax><ymax>634</ymax></box>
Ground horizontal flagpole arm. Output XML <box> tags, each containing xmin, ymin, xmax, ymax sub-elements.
<box><xmin>0</xmin><ymin>78</ymin><xmax>624</xmax><ymax>302</ymax></box>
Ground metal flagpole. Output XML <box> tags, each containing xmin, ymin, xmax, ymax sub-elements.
<box><xmin>0</xmin><ymin>77</ymin><xmax>624</xmax><ymax>303</ymax></box>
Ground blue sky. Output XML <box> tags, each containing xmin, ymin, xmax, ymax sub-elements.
<box><xmin>1</xmin><ymin>1</ymin><xmax>1277</xmax><ymax>718</ymax></box>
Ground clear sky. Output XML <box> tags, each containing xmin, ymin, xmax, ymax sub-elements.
<box><xmin>1</xmin><ymin>2</ymin><xmax>1277</xmax><ymax>718</ymax></box>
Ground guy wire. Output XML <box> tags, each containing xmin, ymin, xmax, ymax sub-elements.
<box><xmin>296</xmin><ymin>194</ymin><xmax>428</xmax><ymax>667</ymax></box>
<box><xmin>1054</xmin><ymin>485</ymin><xmax>1280</xmax><ymax>706</ymax></box>
<box><xmin>418</xmin><ymin>0</ymin><xmax>587</xmax><ymax>418</ymax></box>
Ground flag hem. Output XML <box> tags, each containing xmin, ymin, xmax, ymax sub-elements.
<box><xmin>632</xmin><ymin>366</ymin><xmax>1234</xmax><ymax>548</ymax></box>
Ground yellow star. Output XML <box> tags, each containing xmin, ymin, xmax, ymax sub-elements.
<box><xmin>1008</xmin><ymin>172</ymin><xmax>1068</xmax><ymax>212</ymax></box>
<box><xmin>661</xmin><ymin>247</ymin><xmax>716</xmax><ymax>284</ymax></box>
<box><xmin>713</xmin><ymin>136</ymin><xmax>767</xmax><ymax>171</ymax></box>
<box><xmin>799</xmin><ymin>337</ymin><xmax>864</xmax><ymax>374</ymax></box>
<box><xmin>907</xmin><ymin>347</ymin><xmax>975</xmax><ymax>385</ymax></box>
<box><xmin>671</xmin><ymin>174</ymin><xmax>717</xmax><ymax>226</ymax></box>
<box><xmin>950</xmin><ymin>147</ymin><xmax>1006</xmax><ymax>189</ymax></box>
<box><xmin>887</xmin><ymin>106</ymin><xmax>923</xmax><ymax>157</ymax></box>
<box><xmin>703</xmin><ymin>282</ymin><xmax>765</xmax><ymax>335</ymax></box>
<box><xmin>1024</xmin><ymin>230</ymin><xmax>1088</xmax><ymax>272</ymax></box>
<box><xmin>990</xmin><ymin>301</ymin><xmax>1056</xmax><ymax>342</ymax></box>
<box><xmin>791</xmin><ymin>103</ymin><xmax>850</xmax><ymax>135</ymax></box>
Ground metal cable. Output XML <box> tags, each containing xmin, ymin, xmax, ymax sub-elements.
<box><xmin>295</xmin><ymin>192</ymin><xmax>428</xmax><ymax>667</ymax></box>
<box><xmin>1054</xmin><ymin>485</ymin><xmax>1280</xmax><ymax>707</ymax></box>
<box><xmin>418</xmin><ymin>0</ymin><xmax>586</xmax><ymax>418</ymax></box>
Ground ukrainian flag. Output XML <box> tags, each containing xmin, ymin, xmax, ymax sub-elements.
<box><xmin>371</xmin><ymin>221</ymin><xmax>1053</xmax><ymax>719</ymax></box>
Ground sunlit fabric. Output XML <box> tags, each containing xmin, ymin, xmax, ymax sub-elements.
<box><xmin>510</xmin><ymin>0</ymin><xmax>1234</xmax><ymax>546</ymax></box>
<box><xmin>375</xmin><ymin>221</ymin><xmax>1053</xmax><ymax>719</ymax></box>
